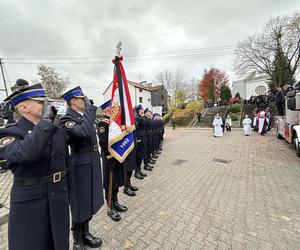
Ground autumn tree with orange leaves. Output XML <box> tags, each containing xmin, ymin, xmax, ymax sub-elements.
<box><xmin>198</xmin><ymin>68</ymin><xmax>229</xmax><ymax>103</ymax></box>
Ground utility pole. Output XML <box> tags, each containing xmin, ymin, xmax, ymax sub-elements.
<box><xmin>0</xmin><ymin>58</ymin><xmax>8</xmax><ymax>97</ymax></box>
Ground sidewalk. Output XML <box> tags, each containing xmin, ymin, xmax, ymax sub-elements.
<box><xmin>0</xmin><ymin>128</ymin><xmax>299</xmax><ymax>249</ymax></box>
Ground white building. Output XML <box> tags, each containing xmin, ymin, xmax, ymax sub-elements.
<box><xmin>232</xmin><ymin>72</ymin><xmax>269</xmax><ymax>100</ymax></box>
<box><xmin>103</xmin><ymin>80</ymin><xmax>153</xmax><ymax>110</ymax></box>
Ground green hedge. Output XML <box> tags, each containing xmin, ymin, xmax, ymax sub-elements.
<box><xmin>229</xmin><ymin>113</ymin><xmax>239</xmax><ymax>121</ymax></box>
<box><xmin>230</xmin><ymin>103</ymin><xmax>241</xmax><ymax>113</ymax></box>
<box><xmin>173</xmin><ymin>109</ymin><xmax>196</xmax><ymax>126</ymax></box>
<box><xmin>185</xmin><ymin>100</ymin><xmax>203</xmax><ymax>110</ymax></box>
<box><xmin>163</xmin><ymin>112</ymin><xmax>171</xmax><ymax>123</ymax></box>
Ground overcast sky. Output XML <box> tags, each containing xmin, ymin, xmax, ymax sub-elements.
<box><xmin>0</xmin><ymin>0</ymin><xmax>299</xmax><ymax>104</ymax></box>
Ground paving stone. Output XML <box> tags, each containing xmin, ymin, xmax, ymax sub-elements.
<box><xmin>0</xmin><ymin>129</ymin><xmax>299</xmax><ymax>249</ymax></box>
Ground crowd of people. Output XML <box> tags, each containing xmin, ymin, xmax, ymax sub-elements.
<box><xmin>0</xmin><ymin>79</ymin><xmax>165</xmax><ymax>250</ymax></box>
<box><xmin>212</xmin><ymin>108</ymin><xmax>273</xmax><ymax>138</ymax></box>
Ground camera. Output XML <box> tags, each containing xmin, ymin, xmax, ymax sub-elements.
<box><xmin>0</xmin><ymin>101</ymin><xmax>14</xmax><ymax>120</ymax></box>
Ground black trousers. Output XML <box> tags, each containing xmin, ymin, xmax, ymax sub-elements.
<box><xmin>125</xmin><ymin>171</ymin><xmax>133</xmax><ymax>187</ymax></box>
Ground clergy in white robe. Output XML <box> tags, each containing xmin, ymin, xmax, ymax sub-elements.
<box><xmin>243</xmin><ymin>115</ymin><xmax>252</xmax><ymax>136</ymax></box>
<box><xmin>213</xmin><ymin>114</ymin><xmax>223</xmax><ymax>137</ymax></box>
<box><xmin>257</xmin><ymin>112</ymin><xmax>268</xmax><ymax>135</ymax></box>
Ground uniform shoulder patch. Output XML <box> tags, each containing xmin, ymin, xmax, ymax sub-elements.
<box><xmin>0</xmin><ymin>136</ymin><xmax>15</xmax><ymax>148</ymax></box>
<box><xmin>98</xmin><ymin>126</ymin><xmax>106</xmax><ymax>133</ymax></box>
<box><xmin>65</xmin><ymin>121</ymin><xmax>76</xmax><ymax>128</ymax></box>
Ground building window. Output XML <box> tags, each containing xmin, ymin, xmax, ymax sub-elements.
<box><xmin>139</xmin><ymin>97</ymin><xmax>143</xmax><ymax>103</ymax></box>
<box><xmin>139</xmin><ymin>88</ymin><xmax>143</xmax><ymax>92</ymax></box>
<box><xmin>255</xmin><ymin>85</ymin><xmax>267</xmax><ymax>95</ymax></box>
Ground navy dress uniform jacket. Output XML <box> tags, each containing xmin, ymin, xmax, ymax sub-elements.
<box><xmin>97</xmin><ymin>115</ymin><xmax>124</xmax><ymax>189</ymax></box>
<box><xmin>135</xmin><ymin>114</ymin><xmax>147</xmax><ymax>163</ymax></box>
<box><xmin>60</xmin><ymin>106</ymin><xmax>104</xmax><ymax>223</ymax></box>
<box><xmin>0</xmin><ymin>117</ymin><xmax>70</xmax><ymax>250</ymax></box>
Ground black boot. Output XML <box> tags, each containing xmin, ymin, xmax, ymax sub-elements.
<box><xmin>124</xmin><ymin>187</ymin><xmax>136</xmax><ymax>196</ymax></box>
<box><xmin>149</xmin><ymin>159</ymin><xmax>156</xmax><ymax>164</ymax></box>
<box><xmin>129</xmin><ymin>185</ymin><xmax>138</xmax><ymax>191</ymax></box>
<box><xmin>139</xmin><ymin>170</ymin><xmax>147</xmax><ymax>177</ymax></box>
<box><xmin>72</xmin><ymin>226</ymin><xmax>84</xmax><ymax>250</ymax></box>
<box><xmin>134</xmin><ymin>171</ymin><xmax>144</xmax><ymax>179</ymax></box>
<box><xmin>107</xmin><ymin>209</ymin><xmax>121</xmax><ymax>222</ymax></box>
<box><xmin>152</xmin><ymin>154</ymin><xmax>158</xmax><ymax>159</ymax></box>
<box><xmin>144</xmin><ymin>165</ymin><xmax>153</xmax><ymax>171</ymax></box>
<box><xmin>82</xmin><ymin>222</ymin><xmax>102</xmax><ymax>248</ymax></box>
<box><xmin>113</xmin><ymin>199</ymin><xmax>128</xmax><ymax>212</ymax></box>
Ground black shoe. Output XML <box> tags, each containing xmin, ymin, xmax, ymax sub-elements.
<box><xmin>114</xmin><ymin>202</ymin><xmax>128</xmax><ymax>212</ymax></box>
<box><xmin>140</xmin><ymin>171</ymin><xmax>147</xmax><ymax>177</ymax></box>
<box><xmin>134</xmin><ymin>172</ymin><xmax>144</xmax><ymax>179</ymax></box>
<box><xmin>152</xmin><ymin>154</ymin><xmax>158</xmax><ymax>159</ymax></box>
<box><xmin>82</xmin><ymin>222</ymin><xmax>103</xmax><ymax>248</ymax></box>
<box><xmin>83</xmin><ymin>234</ymin><xmax>102</xmax><ymax>248</ymax></box>
<box><xmin>107</xmin><ymin>209</ymin><xmax>121</xmax><ymax>222</ymax></box>
<box><xmin>124</xmin><ymin>187</ymin><xmax>136</xmax><ymax>196</ymax></box>
<box><xmin>129</xmin><ymin>185</ymin><xmax>138</xmax><ymax>192</ymax></box>
<box><xmin>144</xmin><ymin>165</ymin><xmax>153</xmax><ymax>171</ymax></box>
<box><xmin>0</xmin><ymin>169</ymin><xmax>8</xmax><ymax>174</ymax></box>
<box><xmin>149</xmin><ymin>159</ymin><xmax>156</xmax><ymax>164</ymax></box>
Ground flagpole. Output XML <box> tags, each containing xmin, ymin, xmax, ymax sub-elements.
<box><xmin>115</xmin><ymin>42</ymin><xmax>126</xmax><ymax>129</ymax></box>
<box><xmin>107</xmin><ymin>42</ymin><xmax>123</xmax><ymax>211</ymax></box>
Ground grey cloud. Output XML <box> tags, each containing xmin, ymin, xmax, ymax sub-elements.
<box><xmin>0</xmin><ymin>0</ymin><xmax>299</xmax><ymax>104</ymax></box>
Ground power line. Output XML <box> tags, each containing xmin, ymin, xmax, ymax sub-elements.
<box><xmin>2</xmin><ymin>45</ymin><xmax>236</xmax><ymax>63</ymax></box>
<box><xmin>3</xmin><ymin>49</ymin><xmax>235</xmax><ymax>65</ymax></box>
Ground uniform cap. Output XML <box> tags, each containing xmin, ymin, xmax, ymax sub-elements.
<box><xmin>100</xmin><ymin>100</ymin><xmax>111</xmax><ymax>110</ymax></box>
<box><xmin>135</xmin><ymin>104</ymin><xmax>143</xmax><ymax>112</ymax></box>
<box><xmin>61</xmin><ymin>86</ymin><xmax>84</xmax><ymax>101</ymax></box>
<box><xmin>4</xmin><ymin>83</ymin><xmax>47</xmax><ymax>106</ymax></box>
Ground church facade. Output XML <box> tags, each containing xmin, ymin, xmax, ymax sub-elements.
<box><xmin>232</xmin><ymin>73</ymin><xmax>269</xmax><ymax>100</ymax></box>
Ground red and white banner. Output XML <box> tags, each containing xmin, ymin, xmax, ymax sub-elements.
<box><xmin>108</xmin><ymin>56</ymin><xmax>135</xmax><ymax>163</ymax></box>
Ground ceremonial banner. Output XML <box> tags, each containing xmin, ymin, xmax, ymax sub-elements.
<box><xmin>108</xmin><ymin>56</ymin><xmax>135</xmax><ymax>163</ymax></box>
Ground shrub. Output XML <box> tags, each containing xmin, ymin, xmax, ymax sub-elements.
<box><xmin>163</xmin><ymin>112</ymin><xmax>171</xmax><ymax>123</ymax></box>
<box><xmin>174</xmin><ymin>109</ymin><xmax>196</xmax><ymax>126</ymax></box>
<box><xmin>230</xmin><ymin>103</ymin><xmax>241</xmax><ymax>113</ymax></box>
<box><xmin>185</xmin><ymin>100</ymin><xmax>203</xmax><ymax>110</ymax></box>
<box><xmin>229</xmin><ymin>113</ymin><xmax>239</xmax><ymax>121</ymax></box>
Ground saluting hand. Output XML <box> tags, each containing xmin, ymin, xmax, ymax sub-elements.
<box><xmin>84</xmin><ymin>95</ymin><xmax>92</xmax><ymax>107</ymax></box>
<box><xmin>42</xmin><ymin>99</ymin><xmax>58</xmax><ymax>123</ymax></box>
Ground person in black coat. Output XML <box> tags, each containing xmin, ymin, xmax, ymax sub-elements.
<box><xmin>0</xmin><ymin>83</ymin><xmax>70</xmax><ymax>250</ymax></box>
<box><xmin>144</xmin><ymin>109</ymin><xmax>156</xmax><ymax>171</ymax></box>
<box><xmin>97</xmin><ymin>100</ymin><xmax>128</xmax><ymax>221</ymax></box>
<box><xmin>134</xmin><ymin>104</ymin><xmax>148</xmax><ymax>180</ymax></box>
<box><xmin>60</xmin><ymin>86</ymin><xmax>103</xmax><ymax>250</ymax></box>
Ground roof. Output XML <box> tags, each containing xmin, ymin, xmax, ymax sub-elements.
<box><xmin>102</xmin><ymin>80</ymin><xmax>165</xmax><ymax>95</ymax></box>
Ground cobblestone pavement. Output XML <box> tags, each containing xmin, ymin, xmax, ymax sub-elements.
<box><xmin>0</xmin><ymin>128</ymin><xmax>300</xmax><ymax>249</ymax></box>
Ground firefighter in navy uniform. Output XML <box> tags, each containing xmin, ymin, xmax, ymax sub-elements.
<box><xmin>144</xmin><ymin>108</ymin><xmax>155</xmax><ymax>171</ymax></box>
<box><xmin>97</xmin><ymin>100</ymin><xmax>128</xmax><ymax>221</ymax></box>
<box><xmin>158</xmin><ymin>114</ymin><xmax>164</xmax><ymax>149</ymax></box>
<box><xmin>152</xmin><ymin>113</ymin><xmax>162</xmax><ymax>156</ymax></box>
<box><xmin>0</xmin><ymin>83</ymin><xmax>70</xmax><ymax>250</ymax></box>
<box><xmin>60</xmin><ymin>86</ymin><xmax>103</xmax><ymax>250</ymax></box>
<box><xmin>134</xmin><ymin>104</ymin><xmax>148</xmax><ymax>179</ymax></box>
